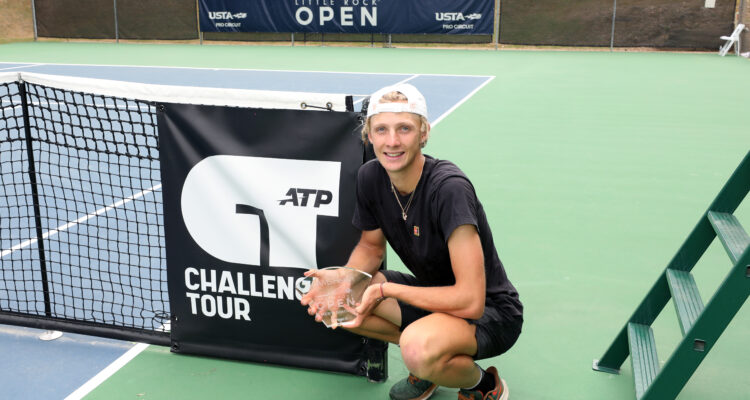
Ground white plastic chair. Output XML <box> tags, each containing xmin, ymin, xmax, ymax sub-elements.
<box><xmin>719</xmin><ymin>23</ymin><xmax>745</xmax><ymax>56</ymax></box>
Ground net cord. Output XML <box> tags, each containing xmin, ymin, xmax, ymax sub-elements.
<box><xmin>0</xmin><ymin>72</ymin><xmax>350</xmax><ymax>111</ymax></box>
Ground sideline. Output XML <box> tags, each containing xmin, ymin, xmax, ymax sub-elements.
<box><xmin>432</xmin><ymin>75</ymin><xmax>494</xmax><ymax>126</ymax></box>
<box><xmin>64</xmin><ymin>343</ymin><xmax>150</xmax><ymax>400</ymax></box>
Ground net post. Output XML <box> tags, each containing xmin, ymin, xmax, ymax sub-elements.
<box><xmin>18</xmin><ymin>80</ymin><xmax>53</xmax><ymax>318</ymax></box>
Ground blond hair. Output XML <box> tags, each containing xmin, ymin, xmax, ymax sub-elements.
<box><xmin>361</xmin><ymin>91</ymin><xmax>430</xmax><ymax>148</ymax></box>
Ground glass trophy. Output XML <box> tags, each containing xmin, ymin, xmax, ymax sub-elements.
<box><xmin>296</xmin><ymin>266</ymin><xmax>373</xmax><ymax>328</ymax></box>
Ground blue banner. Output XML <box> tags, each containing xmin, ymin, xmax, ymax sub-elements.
<box><xmin>199</xmin><ymin>0</ymin><xmax>494</xmax><ymax>35</ymax></box>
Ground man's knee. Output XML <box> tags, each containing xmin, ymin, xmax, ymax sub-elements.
<box><xmin>399</xmin><ymin>322</ymin><xmax>442</xmax><ymax>377</ymax></box>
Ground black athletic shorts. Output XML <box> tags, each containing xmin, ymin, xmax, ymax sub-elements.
<box><xmin>383</xmin><ymin>270</ymin><xmax>523</xmax><ymax>360</ymax></box>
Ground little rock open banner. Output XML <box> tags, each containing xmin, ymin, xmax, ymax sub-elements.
<box><xmin>199</xmin><ymin>0</ymin><xmax>495</xmax><ymax>34</ymax></box>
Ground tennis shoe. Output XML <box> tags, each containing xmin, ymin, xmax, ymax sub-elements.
<box><xmin>389</xmin><ymin>373</ymin><xmax>438</xmax><ymax>400</ymax></box>
<box><xmin>457</xmin><ymin>367</ymin><xmax>508</xmax><ymax>400</ymax></box>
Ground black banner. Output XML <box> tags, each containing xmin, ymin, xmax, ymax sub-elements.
<box><xmin>35</xmin><ymin>0</ymin><xmax>115</xmax><ymax>39</ymax></box>
<box><xmin>199</xmin><ymin>0</ymin><xmax>495</xmax><ymax>34</ymax></box>
<box><xmin>499</xmin><ymin>0</ymin><xmax>736</xmax><ymax>48</ymax></box>
<box><xmin>158</xmin><ymin>103</ymin><xmax>384</xmax><ymax>377</ymax></box>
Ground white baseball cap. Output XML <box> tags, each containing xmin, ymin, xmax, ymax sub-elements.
<box><xmin>366</xmin><ymin>83</ymin><xmax>428</xmax><ymax>119</ymax></box>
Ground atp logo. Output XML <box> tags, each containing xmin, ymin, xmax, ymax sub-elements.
<box><xmin>279</xmin><ymin>188</ymin><xmax>332</xmax><ymax>208</ymax></box>
<box><xmin>181</xmin><ymin>155</ymin><xmax>340</xmax><ymax>269</ymax></box>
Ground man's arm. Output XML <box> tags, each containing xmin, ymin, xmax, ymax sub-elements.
<box><xmin>300</xmin><ymin>228</ymin><xmax>387</xmax><ymax>324</ymax></box>
<box><xmin>360</xmin><ymin>224</ymin><xmax>486</xmax><ymax>320</ymax></box>
<box><xmin>346</xmin><ymin>228</ymin><xmax>387</xmax><ymax>276</ymax></box>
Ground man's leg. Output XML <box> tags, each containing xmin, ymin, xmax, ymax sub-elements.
<box><xmin>345</xmin><ymin>272</ymin><xmax>403</xmax><ymax>343</ymax></box>
<box><xmin>399</xmin><ymin>313</ymin><xmax>480</xmax><ymax>388</ymax></box>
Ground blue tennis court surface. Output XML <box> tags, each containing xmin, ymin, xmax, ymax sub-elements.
<box><xmin>0</xmin><ymin>62</ymin><xmax>493</xmax><ymax>123</ymax></box>
<box><xmin>0</xmin><ymin>62</ymin><xmax>493</xmax><ymax>399</ymax></box>
<box><xmin>0</xmin><ymin>325</ymin><xmax>133</xmax><ymax>399</ymax></box>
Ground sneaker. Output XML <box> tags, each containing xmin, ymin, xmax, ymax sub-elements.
<box><xmin>457</xmin><ymin>367</ymin><xmax>508</xmax><ymax>400</ymax></box>
<box><xmin>389</xmin><ymin>373</ymin><xmax>438</xmax><ymax>400</ymax></box>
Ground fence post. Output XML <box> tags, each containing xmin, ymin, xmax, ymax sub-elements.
<box><xmin>740</xmin><ymin>0</ymin><xmax>749</xmax><ymax>53</ymax></box>
<box><xmin>610</xmin><ymin>0</ymin><xmax>617</xmax><ymax>51</ymax></box>
<box><xmin>30</xmin><ymin>0</ymin><xmax>38</xmax><ymax>41</ymax></box>
<box><xmin>195</xmin><ymin>0</ymin><xmax>202</xmax><ymax>44</ymax></box>
<box><xmin>113</xmin><ymin>0</ymin><xmax>119</xmax><ymax>42</ymax></box>
<box><xmin>493</xmin><ymin>0</ymin><xmax>501</xmax><ymax>50</ymax></box>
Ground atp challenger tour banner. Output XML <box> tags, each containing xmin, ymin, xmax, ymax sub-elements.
<box><xmin>199</xmin><ymin>0</ymin><xmax>494</xmax><ymax>34</ymax></box>
<box><xmin>157</xmin><ymin>102</ymin><xmax>386</xmax><ymax>378</ymax></box>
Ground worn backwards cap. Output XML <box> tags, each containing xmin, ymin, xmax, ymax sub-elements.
<box><xmin>366</xmin><ymin>83</ymin><xmax>428</xmax><ymax>120</ymax></box>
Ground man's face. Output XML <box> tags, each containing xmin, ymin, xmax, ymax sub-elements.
<box><xmin>368</xmin><ymin>111</ymin><xmax>425</xmax><ymax>175</ymax></box>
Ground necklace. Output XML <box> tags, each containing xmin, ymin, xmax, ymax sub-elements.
<box><xmin>390</xmin><ymin>165</ymin><xmax>424</xmax><ymax>221</ymax></box>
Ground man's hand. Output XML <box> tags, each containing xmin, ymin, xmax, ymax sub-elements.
<box><xmin>299</xmin><ymin>267</ymin><xmax>368</xmax><ymax>329</ymax></box>
<box><xmin>346</xmin><ymin>282</ymin><xmax>386</xmax><ymax>328</ymax></box>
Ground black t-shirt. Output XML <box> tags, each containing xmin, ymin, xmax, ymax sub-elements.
<box><xmin>353</xmin><ymin>155</ymin><xmax>523</xmax><ymax>319</ymax></box>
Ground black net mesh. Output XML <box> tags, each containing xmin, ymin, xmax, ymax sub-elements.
<box><xmin>0</xmin><ymin>79</ymin><xmax>169</xmax><ymax>335</ymax></box>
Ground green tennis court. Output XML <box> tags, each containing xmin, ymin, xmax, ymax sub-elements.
<box><xmin>0</xmin><ymin>41</ymin><xmax>748</xmax><ymax>399</ymax></box>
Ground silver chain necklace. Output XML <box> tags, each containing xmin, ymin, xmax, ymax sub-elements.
<box><xmin>390</xmin><ymin>165</ymin><xmax>423</xmax><ymax>221</ymax></box>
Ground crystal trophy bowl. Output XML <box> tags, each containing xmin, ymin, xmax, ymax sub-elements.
<box><xmin>297</xmin><ymin>266</ymin><xmax>372</xmax><ymax>328</ymax></box>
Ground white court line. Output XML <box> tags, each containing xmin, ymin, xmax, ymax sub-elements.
<box><xmin>431</xmin><ymin>75</ymin><xmax>495</xmax><ymax>127</ymax></box>
<box><xmin>350</xmin><ymin>73</ymin><xmax>491</xmax><ymax>127</ymax></box>
<box><xmin>352</xmin><ymin>74</ymin><xmax>420</xmax><ymax>105</ymax></box>
<box><xmin>63</xmin><ymin>342</ymin><xmax>149</xmax><ymax>400</ymax></box>
<box><xmin>0</xmin><ymin>61</ymin><xmax>494</xmax><ymax>79</ymax></box>
<box><xmin>0</xmin><ymin>63</ymin><xmax>43</xmax><ymax>72</ymax></box>
<box><xmin>0</xmin><ymin>184</ymin><xmax>161</xmax><ymax>258</ymax></box>
<box><xmin>63</xmin><ymin>321</ymin><xmax>170</xmax><ymax>399</ymax></box>
<box><xmin>392</xmin><ymin>74</ymin><xmax>421</xmax><ymax>86</ymax></box>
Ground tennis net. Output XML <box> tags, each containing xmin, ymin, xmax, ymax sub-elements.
<box><xmin>0</xmin><ymin>72</ymin><xmax>350</xmax><ymax>344</ymax></box>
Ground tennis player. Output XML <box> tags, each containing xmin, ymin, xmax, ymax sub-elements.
<box><xmin>302</xmin><ymin>83</ymin><xmax>522</xmax><ymax>400</ymax></box>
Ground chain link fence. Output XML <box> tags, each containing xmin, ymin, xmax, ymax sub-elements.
<box><xmin>20</xmin><ymin>0</ymin><xmax>750</xmax><ymax>51</ymax></box>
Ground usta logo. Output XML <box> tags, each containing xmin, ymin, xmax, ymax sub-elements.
<box><xmin>435</xmin><ymin>12</ymin><xmax>481</xmax><ymax>22</ymax></box>
<box><xmin>209</xmin><ymin>11</ymin><xmax>248</xmax><ymax>20</ymax></box>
